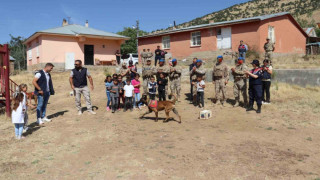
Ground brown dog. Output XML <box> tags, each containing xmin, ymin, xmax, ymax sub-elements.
<box><xmin>139</xmin><ymin>94</ymin><xmax>181</xmax><ymax>123</ymax></box>
<box><xmin>26</xmin><ymin>92</ymin><xmax>38</xmax><ymax>105</ymax></box>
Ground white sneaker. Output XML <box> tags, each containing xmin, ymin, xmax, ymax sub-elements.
<box><xmin>88</xmin><ymin>110</ymin><xmax>96</xmax><ymax>115</ymax></box>
<box><xmin>42</xmin><ymin>117</ymin><xmax>51</xmax><ymax>122</ymax></box>
<box><xmin>78</xmin><ymin>111</ymin><xmax>82</xmax><ymax>115</ymax></box>
<box><xmin>37</xmin><ymin>118</ymin><xmax>44</xmax><ymax>125</ymax></box>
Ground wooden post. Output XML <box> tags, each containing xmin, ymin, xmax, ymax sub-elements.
<box><xmin>3</xmin><ymin>44</ymin><xmax>10</xmax><ymax>117</ymax></box>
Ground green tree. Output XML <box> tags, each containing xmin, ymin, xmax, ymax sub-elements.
<box><xmin>8</xmin><ymin>35</ymin><xmax>26</xmax><ymax>70</ymax></box>
<box><xmin>117</xmin><ymin>27</ymin><xmax>147</xmax><ymax>56</ymax></box>
<box><xmin>315</xmin><ymin>28</ymin><xmax>320</xmax><ymax>37</ymax></box>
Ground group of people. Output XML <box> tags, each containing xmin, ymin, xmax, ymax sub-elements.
<box><xmin>10</xmin><ymin>41</ymin><xmax>274</xmax><ymax>139</ymax></box>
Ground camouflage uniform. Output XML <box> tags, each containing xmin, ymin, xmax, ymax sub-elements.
<box><xmin>232</xmin><ymin>63</ymin><xmax>248</xmax><ymax>107</ymax></box>
<box><xmin>142</xmin><ymin>64</ymin><xmax>155</xmax><ymax>94</ymax></box>
<box><xmin>147</xmin><ymin>51</ymin><xmax>153</xmax><ymax>61</ymax></box>
<box><xmin>264</xmin><ymin>42</ymin><xmax>275</xmax><ymax>61</ymax></box>
<box><xmin>212</xmin><ymin>62</ymin><xmax>229</xmax><ymax>104</ymax></box>
<box><xmin>154</xmin><ymin>64</ymin><xmax>170</xmax><ymax>96</ymax></box>
<box><xmin>169</xmin><ymin>64</ymin><xmax>182</xmax><ymax>99</ymax></box>
<box><xmin>189</xmin><ymin>65</ymin><xmax>206</xmax><ymax>102</ymax></box>
<box><xmin>140</xmin><ymin>51</ymin><xmax>148</xmax><ymax>66</ymax></box>
<box><xmin>119</xmin><ymin>66</ymin><xmax>129</xmax><ymax>80</ymax></box>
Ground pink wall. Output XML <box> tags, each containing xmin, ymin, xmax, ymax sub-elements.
<box><xmin>138</xmin><ymin>15</ymin><xmax>306</xmax><ymax>60</ymax></box>
<box><xmin>258</xmin><ymin>15</ymin><xmax>306</xmax><ymax>54</ymax></box>
<box><xmin>27</xmin><ymin>34</ymin><xmax>123</xmax><ymax>66</ymax></box>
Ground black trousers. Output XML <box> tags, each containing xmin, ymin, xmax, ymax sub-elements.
<box><xmin>262</xmin><ymin>81</ymin><xmax>271</xmax><ymax>102</ymax></box>
<box><xmin>155</xmin><ymin>56</ymin><xmax>161</xmax><ymax>66</ymax></box>
<box><xmin>149</xmin><ymin>94</ymin><xmax>156</xmax><ymax>100</ymax></box>
<box><xmin>158</xmin><ymin>90</ymin><xmax>166</xmax><ymax>101</ymax></box>
<box><xmin>197</xmin><ymin>91</ymin><xmax>204</xmax><ymax>107</ymax></box>
<box><xmin>249</xmin><ymin>84</ymin><xmax>262</xmax><ymax>106</ymax></box>
<box><xmin>124</xmin><ymin>97</ymin><xmax>133</xmax><ymax>110</ymax></box>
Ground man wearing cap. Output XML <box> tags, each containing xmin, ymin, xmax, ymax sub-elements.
<box><xmin>140</xmin><ymin>49</ymin><xmax>148</xmax><ymax>66</ymax></box>
<box><xmin>238</xmin><ymin>40</ymin><xmax>248</xmax><ymax>63</ymax></box>
<box><xmin>212</xmin><ymin>55</ymin><xmax>229</xmax><ymax>106</ymax></box>
<box><xmin>142</xmin><ymin>59</ymin><xmax>155</xmax><ymax>94</ymax></box>
<box><xmin>147</xmin><ymin>49</ymin><xmax>153</xmax><ymax>62</ymax></box>
<box><xmin>190</xmin><ymin>59</ymin><xmax>206</xmax><ymax>105</ymax></box>
<box><xmin>154</xmin><ymin>59</ymin><xmax>170</xmax><ymax>97</ymax></box>
<box><xmin>169</xmin><ymin>58</ymin><xmax>182</xmax><ymax>101</ymax></box>
<box><xmin>231</xmin><ymin>57</ymin><xmax>248</xmax><ymax>108</ymax></box>
<box><xmin>119</xmin><ymin>62</ymin><xmax>130</xmax><ymax>80</ymax></box>
<box><xmin>264</xmin><ymin>38</ymin><xmax>275</xmax><ymax>61</ymax></box>
<box><xmin>245</xmin><ymin>59</ymin><xmax>263</xmax><ymax>113</ymax></box>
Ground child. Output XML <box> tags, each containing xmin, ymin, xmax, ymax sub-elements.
<box><xmin>117</xmin><ymin>75</ymin><xmax>125</xmax><ymax>109</ymax></box>
<box><xmin>148</xmin><ymin>76</ymin><xmax>157</xmax><ymax>100</ymax></box>
<box><xmin>131</xmin><ymin>73</ymin><xmax>142</xmax><ymax>109</ymax></box>
<box><xmin>112</xmin><ymin>73</ymin><xmax>118</xmax><ymax>81</ymax></box>
<box><xmin>123</xmin><ymin>79</ymin><xmax>135</xmax><ymax>112</ymax></box>
<box><xmin>109</xmin><ymin>79</ymin><xmax>120</xmax><ymax>113</ymax></box>
<box><xmin>105</xmin><ymin>75</ymin><xmax>113</xmax><ymax>111</ymax></box>
<box><xmin>196</xmin><ymin>76</ymin><xmax>205</xmax><ymax>108</ymax></box>
<box><xmin>12</xmin><ymin>93</ymin><xmax>26</xmax><ymax>140</ymax></box>
<box><xmin>157</xmin><ymin>73</ymin><xmax>167</xmax><ymax>101</ymax></box>
<box><xmin>19</xmin><ymin>84</ymin><xmax>35</xmax><ymax>132</ymax></box>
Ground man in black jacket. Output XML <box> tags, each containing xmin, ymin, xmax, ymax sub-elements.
<box><xmin>32</xmin><ymin>63</ymin><xmax>55</xmax><ymax>125</ymax></box>
<box><xmin>69</xmin><ymin>60</ymin><xmax>96</xmax><ymax>115</ymax></box>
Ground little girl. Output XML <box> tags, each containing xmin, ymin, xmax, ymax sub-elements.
<box><xmin>12</xmin><ymin>93</ymin><xmax>26</xmax><ymax>140</ymax></box>
<box><xmin>105</xmin><ymin>75</ymin><xmax>113</xmax><ymax>111</ymax></box>
<box><xmin>19</xmin><ymin>84</ymin><xmax>35</xmax><ymax>132</ymax></box>
<box><xmin>131</xmin><ymin>73</ymin><xmax>142</xmax><ymax>109</ymax></box>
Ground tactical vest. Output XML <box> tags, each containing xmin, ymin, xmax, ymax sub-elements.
<box><xmin>238</xmin><ymin>45</ymin><xmax>246</xmax><ymax>53</ymax></box>
<box><xmin>214</xmin><ymin>64</ymin><xmax>224</xmax><ymax>77</ymax></box>
<box><xmin>72</xmin><ymin>68</ymin><xmax>88</xmax><ymax>88</ymax></box>
<box><xmin>262</xmin><ymin>66</ymin><xmax>271</xmax><ymax>79</ymax></box>
<box><xmin>249</xmin><ymin>68</ymin><xmax>263</xmax><ymax>85</ymax></box>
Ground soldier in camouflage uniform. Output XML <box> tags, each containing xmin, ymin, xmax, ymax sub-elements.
<box><xmin>146</xmin><ymin>49</ymin><xmax>153</xmax><ymax>62</ymax></box>
<box><xmin>212</xmin><ymin>55</ymin><xmax>229</xmax><ymax>106</ymax></box>
<box><xmin>231</xmin><ymin>57</ymin><xmax>248</xmax><ymax>107</ymax></box>
<box><xmin>119</xmin><ymin>62</ymin><xmax>130</xmax><ymax>80</ymax></box>
<box><xmin>154</xmin><ymin>59</ymin><xmax>170</xmax><ymax>97</ymax></box>
<box><xmin>142</xmin><ymin>59</ymin><xmax>155</xmax><ymax>94</ymax></box>
<box><xmin>140</xmin><ymin>49</ymin><xmax>148</xmax><ymax>66</ymax></box>
<box><xmin>169</xmin><ymin>59</ymin><xmax>182</xmax><ymax>101</ymax></box>
<box><xmin>264</xmin><ymin>38</ymin><xmax>275</xmax><ymax>61</ymax></box>
<box><xmin>189</xmin><ymin>59</ymin><xmax>206</xmax><ymax>105</ymax></box>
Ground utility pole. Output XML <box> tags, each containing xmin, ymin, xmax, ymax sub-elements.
<box><xmin>136</xmin><ymin>20</ymin><xmax>139</xmax><ymax>53</ymax></box>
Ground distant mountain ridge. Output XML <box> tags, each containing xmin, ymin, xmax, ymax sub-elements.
<box><xmin>150</xmin><ymin>0</ymin><xmax>320</xmax><ymax>34</ymax></box>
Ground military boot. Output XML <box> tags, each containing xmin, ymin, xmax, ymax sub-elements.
<box><xmin>256</xmin><ymin>105</ymin><xmax>262</xmax><ymax>113</ymax></box>
<box><xmin>246</xmin><ymin>103</ymin><xmax>254</xmax><ymax>111</ymax></box>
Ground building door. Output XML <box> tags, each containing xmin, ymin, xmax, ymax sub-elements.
<box><xmin>84</xmin><ymin>45</ymin><xmax>94</xmax><ymax>65</ymax></box>
<box><xmin>65</xmin><ymin>52</ymin><xmax>75</xmax><ymax>70</ymax></box>
<box><xmin>217</xmin><ymin>27</ymin><xmax>232</xmax><ymax>49</ymax></box>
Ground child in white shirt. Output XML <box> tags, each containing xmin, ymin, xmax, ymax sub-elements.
<box><xmin>123</xmin><ymin>79</ymin><xmax>135</xmax><ymax>112</ymax></box>
<box><xmin>196</xmin><ymin>76</ymin><xmax>205</xmax><ymax>108</ymax></box>
<box><xmin>12</xmin><ymin>93</ymin><xmax>26</xmax><ymax>140</ymax></box>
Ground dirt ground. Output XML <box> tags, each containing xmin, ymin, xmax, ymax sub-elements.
<box><xmin>0</xmin><ymin>70</ymin><xmax>320</xmax><ymax>180</ymax></box>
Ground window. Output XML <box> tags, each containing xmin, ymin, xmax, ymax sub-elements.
<box><xmin>216</xmin><ymin>28</ymin><xmax>222</xmax><ymax>35</ymax></box>
<box><xmin>191</xmin><ymin>31</ymin><xmax>201</xmax><ymax>46</ymax></box>
<box><xmin>28</xmin><ymin>49</ymin><xmax>32</xmax><ymax>60</ymax></box>
<box><xmin>162</xmin><ymin>36</ymin><xmax>170</xmax><ymax>49</ymax></box>
<box><xmin>268</xmin><ymin>26</ymin><xmax>275</xmax><ymax>43</ymax></box>
<box><xmin>36</xmin><ymin>47</ymin><xmax>39</xmax><ymax>57</ymax></box>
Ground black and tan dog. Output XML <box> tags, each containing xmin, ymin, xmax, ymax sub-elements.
<box><xmin>139</xmin><ymin>94</ymin><xmax>181</xmax><ymax>123</ymax></box>
<box><xmin>26</xmin><ymin>92</ymin><xmax>38</xmax><ymax>105</ymax></box>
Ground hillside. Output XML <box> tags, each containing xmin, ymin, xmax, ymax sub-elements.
<box><xmin>151</xmin><ymin>0</ymin><xmax>320</xmax><ymax>33</ymax></box>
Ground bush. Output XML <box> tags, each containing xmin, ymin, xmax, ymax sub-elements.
<box><xmin>246</xmin><ymin>49</ymin><xmax>260</xmax><ymax>59</ymax></box>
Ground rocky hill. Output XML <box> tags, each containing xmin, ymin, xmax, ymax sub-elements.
<box><xmin>151</xmin><ymin>0</ymin><xmax>320</xmax><ymax>34</ymax></box>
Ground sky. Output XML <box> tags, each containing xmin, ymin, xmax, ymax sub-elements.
<box><xmin>0</xmin><ymin>0</ymin><xmax>249</xmax><ymax>43</ymax></box>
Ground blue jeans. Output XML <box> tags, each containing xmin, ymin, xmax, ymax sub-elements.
<box><xmin>106</xmin><ymin>91</ymin><xmax>111</xmax><ymax>107</ymax></box>
<box><xmin>133</xmin><ymin>93</ymin><xmax>142</xmax><ymax>108</ymax></box>
<box><xmin>14</xmin><ymin>123</ymin><xmax>24</xmax><ymax>137</ymax></box>
<box><xmin>239</xmin><ymin>52</ymin><xmax>246</xmax><ymax>62</ymax></box>
<box><xmin>37</xmin><ymin>92</ymin><xmax>50</xmax><ymax>119</ymax></box>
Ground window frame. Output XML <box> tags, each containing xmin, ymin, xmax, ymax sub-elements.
<box><xmin>162</xmin><ymin>35</ymin><xmax>170</xmax><ymax>49</ymax></box>
<box><xmin>190</xmin><ymin>31</ymin><xmax>201</xmax><ymax>47</ymax></box>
